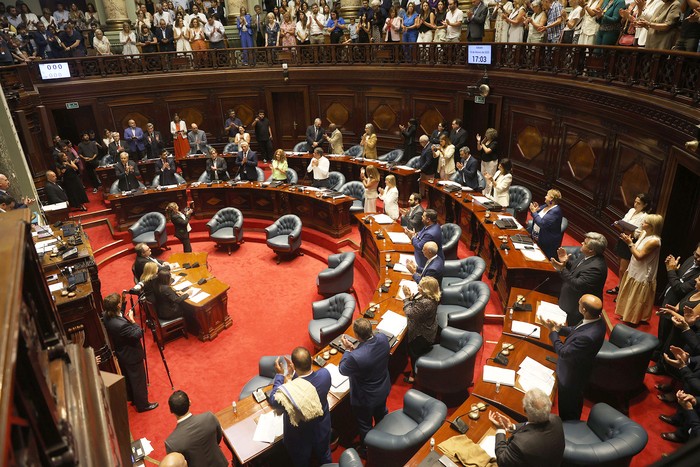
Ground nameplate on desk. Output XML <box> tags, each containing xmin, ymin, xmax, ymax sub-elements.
<box><xmin>482</xmin><ymin>365</ymin><xmax>516</xmax><ymax>386</ymax></box>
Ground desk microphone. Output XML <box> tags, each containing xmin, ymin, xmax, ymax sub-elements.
<box><xmin>364</xmin><ymin>294</ymin><xmax>394</xmax><ymax>319</ymax></box>
<box><xmin>446</xmin><ymin>403</ymin><xmax>490</xmax><ymax>433</ymax></box>
<box><xmin>490</xmin><ymin>326</ymin><xmax>539</xmax><ymax>366</ymax></box>
<box><xmin>513</xmin><ymin>277</ymin><xmax>551</xmax><ymax>312</ymax></box>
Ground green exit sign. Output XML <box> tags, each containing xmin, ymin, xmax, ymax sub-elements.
<box><xmin>474</xmin><ymin>96</ymin><xmax>486</xmax><ymax>104</ymax></box>
<box><xmin>65</xmin><ymin>102</ymin><xmax>79</xmax><ymax>109</ymax></box>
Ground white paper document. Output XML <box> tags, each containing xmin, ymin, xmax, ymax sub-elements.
<box><xmin>49</xmin><ymin>282</ymin><xmax>64</xmax><ymax>292</ymax></box>
<box><xmin>521</xmin><ymin>248</ymin><xmax>548</xmax><ymax>262</ymax></box>
<box><xmin>189</xmin><ymin>291</ymin><xmax>210</xmax><ymax>303</ymax></box>
<box><xmin>372</xmin><ymin>214</ymin><xmax>395</xmax><ymax>224</ymax></box>
<box><xmin>377</xmin><ymin>310</ymin><xmax>407</xmax><ymax>337</ymax></box>
<box><xmin>396</xmin><ymin>279</ymin><xmax>419</xmax><ymax>299</ymax></box>
<box><xmin>438</xmin><ymin>180</ymin><xmax>462</xmax><ymax>188</ymax></box>
<box><xmin>392</xmin><ymin>254</ymin><xmax>415</xmax><ymax>274</ymax></box>
<box><xmin>139</xmin><ymin>438</ymin><xmax>154</xmax><ymax>456</ymax></box>
<box><xmin>394</xmin><ymin>165</ymin><xmax>419</xmax><ymax>172</ymax></box>
<box><xmin>324</xmin><ymin>363</ymin><xmax>350</xmax><ymax>388</ymax></box>
<box><xmin>510</xmin><ymin>320</ymin><xmax>541</xmax><ymax>339</ymax></box>
<box><xmin>471</xmin><ymin>195</ymin><xmax>492</xmax><ymax>204</ymax></box>
<box><xmin>479</xmin><ymin>435</ymin><xmax>497</xmax><ymax>459</ymax></box>
<box><xmin>482</xmin><ymin>365</ymin><xmax>516</xmax><ymax>386</ymax></box>
<box><xmin>536</xmin><ymin>301</ymin><xmax>568</xmax><ymax>327</ymax></box>
<box><xmin>253</xmin><ymin>411</ymin><xmax>284</xmax><ymax>443</ymax></box>
<box><xmin>172</xmin><ymin>280</ymin><xmax>192</xmax><ymax>291</ymax></box>
<box><xmin>386</xmin><ymin>231</ymin><xmax>412</xmax><ymax>244</ymax></box>
<box><xmin>517</xmin><ymin>357</ymin><xmax>556</xmax><ymax>395</ymax></box>
<box><xmin>43</xmin><ymin>202</ymin><xmax>69</xmax><ymax>211</ymax></box>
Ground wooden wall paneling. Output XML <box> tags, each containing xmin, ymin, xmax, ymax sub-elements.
<box><xmin>216</xmin><ymin>94</ymin><xmax>262</xmax><ymax>135</ymax></box>
<box><xmin>315</xmin><ymin>91</ymin><xmax>357</xmax><ymax>144</ymax></box>
<box><xmin>412</xmin><ymin>97</ymin><xmax>454</xmax><ymax>139</ymax></box>
<box><xmin>162</xmin><ymin>94</ymin><xmax>212</xmax><ymax>144</ymax></box>
<box><xmin>365</xmin><ymin>93</ymin><xmax>403</xmax><ymax>153</ymax></box>
<box><xmin>506</xmin><ymin>107</ymin><xmax>553</xmax><ymax>186</ymax></box>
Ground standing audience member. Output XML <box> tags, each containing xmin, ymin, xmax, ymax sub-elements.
<box><xmin>269</xmin><ymin>348</ymin><xmax>332</xmax><ymax>466</ymax></box>
<box><xmin>44</xmin><ymin>170</ymin><xmax>69</xmax><ymax>204</ymax></box>
<box><xmin>307</xmin><ymin>148</ymin><xmax>330</xmax><ymax>188</ymax></box>
<box><xmin>360</xmin><ymin>165</ymin><xmax>380</xmax><ymax>213</ymax></box>
<box><xmin>326</xmin><ymin>10</ymin><xmax>347</xmax><ymax>43</ymax></box>
<box><xmin>595</xmin><ymin>0</ymin><xmax>625</xmax><ymax>44</ymax></box>
<box><xmin>324</xmin><ymin>123</ymin><xmax>344</xmax><ymax>154</ymax></box>
<box><xmin>77</xmin><ymin>131</ymin><xmax>101</xmax><ymax>193</ymax></box>
<box><xmin>115</xmin><ymin>152</ymin><xmax>140</xmax><ymax>191</ymax></box>
<box><xmin>204</xmin><ymin>14</ymin><xmax>226</xmax><ymax>49</ymax></box>
<box><xmin>550</xmin><ymin>232</ymin><xmax>608</xmax><ymax>325</ymax></box>
<box><xmin>124</xmin><ymin>119</ymin><xmax>146</xmax><ymax>161</ymax></box>
<box><xmin>454</xmin><ymin>146</ymin><xmax>479</xmax><ymax>190</ymax></box>
<box><xmin>157</xmin><ymin>19</ymin><xmax>175</xmax><ymax>51</ymax></box>
<box><xmin>465</xmin><ymin>0</ymin><xmax>488</xmax><ymax>41</ymax></box>
<box><xmin>56</xmin><ymin>152</ymin><xmax>88</xmax><ymax>210</ymax></box>
<box><xmin>171</xmin><ymin>114</ymin><xmax>189</xmax><ymax>158</ymax></box>
<box><xmin>306</xmin><ymin>118</ymin><xmax>325</xmax><ymax>151</ymax></box>
<box><xmin>407</xmin><ymin>208</ymin><xmax>444</xmax><ymax>268</ymax></box>
<box><xmin>384</xmin><ymin>6</ymin><xmax>402</xmax><ymax>41</ymax></box>
<box><xmin>360</xmin><ymin>123</ymin><xmax>378</xmax><ymax>159</ymax></box>
<box><xmin>234</xmin><ymin>126</ymin><xmax>251</xmax><ymax>148</ymax></box>
<box><xmin>444</xmin><ymin>0</ymin><xmax>464</xmax><ymax>42</ymax></box>
<box><xmin>236</xmin><ymin>141</ymin><xmax>258</xmax><ymax>181</ymax></box>
<box><xmin>252</xmin><ymin>110</ymin><xmax>274</xmax><ymax>163</ymax></box>
<box><xmin>406</xmin><ymin>241</ymin><xmax>445</xmax><ymax>284</ymax></box>
<box><xmin>476</xmin><ymin>128</ymin><xmax>498</xmax><ymax>178</ymax></box>
<box><xmin>528</xmin><ymin>189</ymin><xmax>564</xmax><ymax>260</ymax></box>
<box><xmin>155</xmin><ymin>150</ymin><xmax>178</xmax><ymax>185</ymax></box>
<box><xmin>526</xmin><ymin>0</ymin><xmax>547</xmax><ymax>42</ymax></box>
<box><xmin>93</xmin><ymin>28</ymin><xmax>112</xmax><ymax>54</ymax></box>
<box><xmin>401</xmin><ymin>192</ymin><xmax>425</xmax><ymax>231</ymax></box>
<box><xmin>238</xmin><ymin>7</ymin><xmax>254</xmax><ymax>52</ymax></box>
<box><xmin>145</xmin><ymin>123</ymin><xmax>165</xmax><ymax>159</ymax></box>
<box><xmin>578</xmin><ymin>0</ymin><xmax>602</xmax><ymax>45</ymax></box>
<box><xmin>608</xmin><ymin>193</ymin><xmax>650</xmax><ymax>296</ymax></box>
<box><xmin>265</xmin><ymin>12</ymin><xmax>280</xmax><ymax>46</ymax></box>
<box><xmin>449</xmin><ymin>118</ymin><xmax>468</xmax><ymax>153</ymax></box>
<box><xmin>401</xmin><ymin>276</ymin><xmax>440</xmax><ymax>384</ymax></box>
<box><xmin>339</xmin><ymin>318</ymin><xmax>391</xmax><ymax>450</ymax></box>
<box><xmin>418</xmin><ymin>135</ymin><xmax>438</xmax><ymax>196</ymax></box>
<box><xmin>166</xmin><ymin>202</ymin><xmax>193</xmax><ymax>253</ymax></box>
<box><xmin>165</xmin><ymin>390</ymin><xmax>228</xmax><ymax>467</ymax></box>
<box><xmin>103</xmin><ymin>292</ymin><xmax>158</xmax><ymax>413</ymax></box>
<box><xmin>187</xmin><ymin>123</ymin><xmax>207</xmax><ymax>154</ymax></box>
<box><xmin>638</xmin><ymin>0</ymin><xmax>680</xmax><ymax>50</ymax></box>
<box><xmin>435</xmin><ymin>134</ymin><xmax>456</xmax><ymax>180</ymax></box>
<box><xmin>399</xmin><ymin>118</ymin><xmax>418</xmax><ymax>164</ymax></box>
<box><xmin>120</xmin><ymin>23</ymin><xmax>139</xmax><ymax>55</ymax></box>
<box><xmin>207</xmin><ymin>148</ymin><xmax>229</xmax><ymax>181</ymax></box>
<box><xmin>616</xmin><ymin>214</ymin><xmax>663</xmax><ymax>324</ymax></box>
<box><xmin>271</xmin><ymin>149</ymin><xmax>289</xmax><ymax>182</ymax></box>
<box><xmin>379</xmin><ymin>174</ymin><xmax>400</xmax><ymax>220</ymax></box>
<box><xmin>540</xmin><ymin>0</ymin><xmax>564</xmax><ymax>43</ymax></box>
<box><xmin>483</xmin><ymin>158</ymin><xmax>512</xmax><ymax>207</ymax></box>
<box><xmin>489</xmin><ymin>388</ymin><xmax>565</xmax><ymax>467</ymax></box>
<box><xmin>544</xmin><ymin>294</ymin><xmax>606</xmax><ymax>421</ymax></box>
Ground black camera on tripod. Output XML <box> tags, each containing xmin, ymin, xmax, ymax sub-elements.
<box><xmin>124</xmin><ymin>282</ymin><xmax>145</xmax><ymax>296</ymax></box>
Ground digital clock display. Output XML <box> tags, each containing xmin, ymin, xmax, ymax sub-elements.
<box><xmin>468</xmin><ymin>45</ymin><xmax>492</xmax><ymax>65</ymax></box>
<box><xmin>38</xmin><ymin>62</ymin><xmax>71</xmax><ymax>80</ymax></box>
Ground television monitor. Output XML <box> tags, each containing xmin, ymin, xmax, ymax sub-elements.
<box><xmin>38</xmin><ymin>62</ymin><xmax>71</xmax><ymax>80</ymax></box>
<box><xmin>467</xmin><ymin>45</ymin><xmax>492</xmax><ymax>65</ymax></box>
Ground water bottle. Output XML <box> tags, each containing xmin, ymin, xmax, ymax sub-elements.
<box><xmin>232</xmin><ymin>401</ymin><xmax>237</xmax><ymax>414</ymax></box>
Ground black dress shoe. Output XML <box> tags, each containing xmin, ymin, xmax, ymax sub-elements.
<box><xmin>647</xmin><ymin>365</ymin><xmax>666</xmax><ymax>375</ymax></box>
<box><xmin>606</xmin><ymin>286</ymin><xmax>619</xmax><ymax>295</ymax></box>
<box><xmin>137</xmin><ymin>402</ymin><xmax>159</xmax><ymax>413</ymax></box>
<box><xmin>659</xmin><ymin>414</ymin><xmax>681</xmax><ymax>427</ymax></box>
<box><xmin>661</xmin><ymin>432</ymin><xmax>685</xmax><ymax>443</ymax></box>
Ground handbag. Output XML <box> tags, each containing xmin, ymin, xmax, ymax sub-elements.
<box><xmin>560</xmin><ymin>29</ymin><xmax>575</xmax><ymax>43</ymax></box>
<box><xmin>617</xmin><ymin>18</ymin><xmax>635</xmax><ymax>46</ymax></box>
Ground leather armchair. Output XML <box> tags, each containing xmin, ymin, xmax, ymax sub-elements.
<box><xmin>441</xmin><ymin>256</ymin><xmax>486</xmax><ymax>290</ymax></box>
<box><xmin>110</xmin><ymin>179</ymin><xmax>146</xmax><ymax>194</ymax></box>
<box><xmin>206</xmin><ymin>207</ymin><xmax>244</xmax><ymax>255</ymax></box>
<box><xmin>198</xmin><ymin>170</ymin><xmax>231</xmax><ymax>183</ymax></box>
<box><xmin>317</xmin><ymin>252</ymin><xmax>355</xmax><ymax>295</ymax></box>
<box><xmin>344</xmin><ymin>144</ymin><xmax>363</xmax><ymax>158</ymax></box>
<box><xmin>507</xmin><ymin>185</ymin><xmax>532</xmax><ymax>221</ymax></box>
<box><xmin>415</xmin><ymin>327</ymin><xmax>483</xmax><ymax>395</ymax></box>
<box><xmin>239</xmin><ymin>356</ymin><xmax>279</xmax><ymax>400</ymax></box>
<box><xmin>561</xmin><ymin>403</ymin><xmax>648</xmax><ymax>467</ymax></box>
<box><xmin>340</xmin><ymin>181</ymin><xmax>365</xmax><ymax>214</ymax></box>
<box><xmin>265</xmin><ymin>214</ymin><xmax>303</xmax><ymax>264</ymax></box>
<box><xmin>189</xmin><ymin>144</ymin><xmax>213</xmax><ymax>155</ymax></box>
<box><xmin>436</xmin><ymin>281</ymin><xmax>490</xmax><ymax>333</ymax></box>
<box><xmin>152</xmin><ymin>172</ymin><xmax>186</xmax><ymax>187</ymax></box>
<box><xmin>308</xmin><ymin>293</ymin><xmax>356</xmax><ymax>349</ymax></box>
<box><xmin>255</xmin><ymin>166</ymin><xmax>265</xmax><ymax>181</ymax></box>
<box><xmin>441</xmin><ymin>223</ymin><xmax>462</xmax><ymax>260</ymax></box>
<box><xmin>365</xmin><ymin>389</ymin><xmax>447</xmax><ymax>467</ymax></box>
<box><xmin>588</xmin><ymin>324</ymin><xmax>659</xmax><ymax>395</ymax></box>
<box><xmin>320</xmin><ymin>448</ymin><xmax>363</xmax><ymax>467</ymax></box>
<box><xmin>223</xmin><ymin>142</ymin><xmax>239</xmax><ymax>154</ymax></box>
<box><xmin>293</xmin><ymin>141</ymin><xmax>310</xmax><ymax>152</ymax></box>
<box><xmin>477</xmin><ymin>171</ymin><xmax>485</xmax><ymax>191</ymax></box>
<box><xmin>378</xmin><ymin>149</ymin><xmax>404</xmax><ymax>163</ymax></box>
<box><xmin>265</xmin><ymin>168</ymin><xmax>299</xmax><ymax>184</ymax></box>
<box><xmin>328</xmin><ymin>171</ymin><xmax>346</xmax><ymax>191</ymax></box>
<box><xmin>129</xmin><ymin>212</ymin><xmax>168</xmax><ymax>249</ymax></box>
<box><xmin>406</xmin><ymin>156</ymin><xmax>421</xmax><ymax>169</ymax></box>
<box><xmin>100</xmin><ymin>155</ymin><xmax>114</xmax><ymax>166</ymax></box>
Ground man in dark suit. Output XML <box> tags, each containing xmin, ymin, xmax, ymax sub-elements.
<box><xmin>339</xmin><ymin>318</ymin><xmax>391</xmax><ymax>447</ymax></box>
<box><xmin>407</xmin><ymin>241</ymin><xmax>445</xmax><ymax>284</ymax></box>
<box><xmin>31</xmin><ymin>22</ymin><xmax>51</xmax><ymax>58</ymax></box>
<box><xmin>550</xmin><ymin>232</ymin><xmax>608</xmax><ymax>325</ymax></box>
<box><xmin>465</xmin><ymin>0</ymin><xmax>488</xmax><ymax>41</ymax></box>
<box><xmin>489</xmin><ymin>388</ymin><xmax>565</xmax><ymax>467</ymax></box>
<box><xmin>208</xmin><ymin>0</ymin><xmax>227</xmax><ymax>25</ymax></box>
<box><xmin>545</xmin><ymin>294</ymin><xmax>606</xmax><ymax>421</ymax></box>
<box><xmin>133</xmin><ymin>243</ymin><xmax>162</xmax><ymax>281</ymax></box>
<box><xmin>649</xmin><ymin>242</ymin><xmax>700</xmax><ymax>374</ymax></box>
<box><xmin>306</xmin><ymin>118</ymin><xmax>325</xmax><ymax>152</ymax></box>
<box><xmin>269</xmin><ymin>347</ymin><xmax>332</xmax><ymax>466</ymax></box>
<box><xmin>0</xmin><ymin>173</ymin><xmax>35</xmax><ymax>208</ymax></box>
<box><xmin>156</xmin><ymin>19</ymin><xmax>175</xmax><ymax>52</ymax></box>
<box><xmin>455</xmin><ymin>146</ymin><xmax>480</xmax><ymax>190</ymax></box>
<box><xmin>103</xmin><ymin>292</ymin><xmax>158</xmax><ymax>413</ymax></box>
<box><xmin>107</xmin><ymin>132</ymin><xmax>127</xmax><ymax>164</ymax></box>
<box><xmin>44</xmin><ymin>170</ymin><xmax>69</xmax><ymax>204</ymax></box>
<box><xmin>155</xmin><ymin>150</ymin><xmax>178</xmax><ymax>186</ymax></box>
<box><xmin>235</xmin><ymin>141</ymin><xmax>258</xmax><ymax>181</ymax></box>
<box><xmin>401</xmin><ymin>192</ymin><xmax>425</xmax><ymax>232</ymax></box>
<box><xmin>115</xmin><ymin>152</ymin><xmax>140</xmax><ymax>191</ymax></box>
<box><xmin>206</xmin><ymin>148</ymin><xmax>229</xmax><ymax>181</ymax></box>
<box><xmin>165</xmin><ymin>390</ymin><xmax>228</xmax><ymax>467</ymax></box>
<box><xmin>417</xmin><ymin>135</ymin><xmax>438</xmax><ymax>195</ymax></box>
<box><xmin>449</xmin><ymin>118</ymin><xmax>468</xmax><ymax>154</ymax></box>
<box><xmin>144</xmin><ymin>123</ymin><xmax>165</xmax><ymax>159</ymax></box>
<box><xmin>124</xmin><ymin>119</ymin><xmax>146</xmax><ymax>161</ymax></box>
<box><xmin>406</xmin><ymin>208</ymin><xmax>444</xmax><ymax>269</ymax></box>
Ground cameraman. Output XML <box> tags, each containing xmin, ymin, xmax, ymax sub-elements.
<box><xmin>103</xmin><ymin>292</ymin><xmax>158</xmax><ymax>413</ymax></box>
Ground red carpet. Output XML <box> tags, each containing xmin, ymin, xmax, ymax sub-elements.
<box><xmin>77</xmin><ymin>186</ymin><xmax>675</xmax><ymax>466</ymax></box>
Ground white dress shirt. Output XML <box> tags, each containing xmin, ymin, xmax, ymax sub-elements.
<box><xmin>307</xmin><ymin>156</ymin><xmax>330</xmax><ymax>180</ymax></box>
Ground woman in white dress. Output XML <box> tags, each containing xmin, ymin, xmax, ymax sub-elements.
<box><xmin>493</xmin><ymin>0</ymin><xmax>514</xmax><ymax>42</ymax></box>
<box><xmin>120</xmin><ymin>23</ymin><xmax>139</xmax><ymax>55</ymax></box>
<box><xmin>379</xmin><ymin>174</ymin><xmax>400</xmax><ymax>221</ymax></box>
<box><xmin>173</xmin><ymin>17</ymin><xmax>192</xmax><ymax>52</ymax></box>
<box><xmin>93</xmin><ymin>29</ymin><xmax>112</xmax><ymax>55</ymax></box>
<box><xmin>483</xmin><ymin>158</ymin><xmax>512</xmax><ymax>207</ymax></box>
<box><xmin>578</xmin><ymin>0</ymin><xmax>603</xmax><ymax>45</ymax></box>
<box><xmin>525</xmin><ymin>0</ymin><xmax>547</xmax><ymax>42</ymax></box>
<box><xmin>361</xmin><ymin>165</ymin><xmax>380</xmax><ymax>213</ymax></box>
<box><xmin>616</xmin><ymin>214</ymin><xmax>663</xmax><ymax>324</ymax></box>
<box><xmin>505</xmin><ymin>0</ymin><xmax>526</xmax><ymax>42</ymax></box>
<box><xmin>607</xmin><ymin>193</ymin><xmax>650</xmax><ymax>296</ymax></box>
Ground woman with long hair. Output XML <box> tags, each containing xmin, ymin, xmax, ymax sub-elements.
<box><xmin>166</xmin><ymin>202</ymin><xmax>193</xmax><ymax>253</ymax></box>
<box><xmin>189</xmin><ymin>18</ymin><xmax>207</xmax><ymax>50</ymax></box>
<box><xmin>173</xmin><ymin>17</ymin><xmax>192</xmax><ymax>52</ymax></box>
<box><xmin>139</xmin><ymin>262</ymin><xmax>160</xmax><ymax>304</ymax></box>
<box><xmin>608</xmin><ymin>193</ymin><xmax>651</xmax><ymax>296</ymax></box>
<box><xmin>271</xmin><ymin>149</ymin><xmax>289</xmax><ymax>182</ymax></box>
<box><xmin>379</xmin><ymin>174</ymin><xmax>400</xmax><ymax>220</ymax></box>
<box><xmin>477</xmin><ymin>127</ymin><xmax>499</xmax><ymax>178</ymax></box>
<box><xmin>120</xmin><ymin>22</ymin><xmax>139</xmax><ymax>56</ymax></box>
<box><xmin>402</xmin><ymin>276</ymin><xmax>440</xmax><ymax>384</ymax></box>
<box><xmin>155</xmin><ymin>269</ymin><xmax>189</xmax><ymax>320</ymax></box>
<box><xmin>384</xmin><ymin>6</ymin><xmax>403</xmax><ymax>42</ymax></box>
<box><xmin>170</xmin><ymin>114</ymin><xmax>190</xmax><ymax>159</ymax></box>
<box><xmin>435</xmin><ymin>133</ymin><xmax>456</xmax><ymax>180</ymax></box>
<box><xmin>56</xmin><ymin>152</ymin><xmax>88</xmax><ymax>211</ymax></box>
<box><xmin>280</xmin><ymin>11</ymin><xmax>297</xmax><ymax>47</ymax></box>
<box><xmin>360</xmin><ymin>123</ymin><xmax>377</xmax><ymax>159</ymax></box>
<box><xmin>361</xmin><ymin>165</ymin><xmax>380</xmax><ymax>213</ymax></box>
<box><xmin>296</xmin><ymin>12</ymin><xmax>310</xmax><ymax>44</ymax></box>
<box><xmin>483</xmin><ymin>158</ymin><xmax>513</xmax><ymax>207</ymax></box>
<box><xmin>417</xmin><ymin>1</ymin><xmax>436</xmax><ymax>43</ymax></box>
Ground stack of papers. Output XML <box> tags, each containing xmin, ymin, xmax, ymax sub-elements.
<box><xmin>472</xmin><ymin>195</ymin><xmax>492</xmax><ymax>204</ymax></box>
<box><xmin>511</xmin><ymin>320</ymin><xmax>541</xmax><ymax>339</ymax></box>
<box><xmin>172</xmin><ymin>280</ymin><xmax>192</xmax><ymax>291</ymax></box>
<box><xmin>189</xmin><ymin>291</ymin><xmax>210</xmax><ymax>303</ymax></box>
<box><xmin>479</xmin><ymin>436</ymin><xmax>496</xmax><ymax>458</ymax></box>
<box><xmin>521</xmin><ymin>248</ymin><xmax>548</xmax><ymax>262</ymax></box>
<box><xmin>325</xmin><ymin>363</ymin><xmax>350</xmax><ymax>395</ymax></box>
<box><xmin>482</xmin><ymin>365</ymin><xmax>516</xmax><ymax>386</ymax></box>
<box><xmin>43</xmin><ymin>202</ymin><xmax>68</xmax><ymax>211</ymax></box>
<box><xmin>517</xmin><ymin>356</ymin><xmax>555</xmax><ymax>396</ymax></box>
<box><xmin>253</xmin><ymin>411</ymin><xmax>284</xmax><ymax>443</ymax></box>
<box><xmin>394</xmin><ymin>165</ymin><xmax>419</xmax><ymax>171</ymax></box>
<box><xmin>392</xmin><ymin>254</ymin><xmax>415</xmax><ymax>274</ymax></box>
<box><xmin>438</xmin><ymin>180</ymin><xmax>462</xmax><ymax>188</ymax></box>
<box><xmin>386</xmin><ymin>231</ymin><xmax>411</xmax><ymax>244</ymax></box>
<box><xmin>372</xmin><ymin>214</ymin><xmax>395</xmax><ymax>224</ymax></box>
<box><xmin>396</xmin><ymin>279</ymin><xmax>418</xmax><ymax>299</ymax></box>
<box><xmin>536</xmin><ymin>301</ymin><xmax>568</xmax><ymax>327</ymax></box>
<box><xmin>377</xmin><ymin>310</ymin><xmax>407</xmax><ymax>337</ymax></box>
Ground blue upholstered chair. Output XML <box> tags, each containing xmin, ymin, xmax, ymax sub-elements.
<box><xmin>344</xmin><ymin>144</ymin><xmax>363</xmax><ymax>158</ymax></box>
<box><xmin>265</xmin><ymin>214</ymin><xmax>303</xmax><ymax>264</ymax></box>
<box><xmin>320</xmin><ymin>448</ymin><xmax>363</xmax><ymax>467</ymax></box>
<box><xmin>308</xmin><ymin>293</ymin><xmax>356</xmax><ymax>349</ymax></box>
<box><xmin>441</xmin><ymin>223</ymin><xmax>462</xmax><ymax>260</ymax></box>
<box><xmin>110</xmin><ymin>179</ymin><xmax>146</xmax><ymax>194</ymax></box>
<box><xmin>327</xmin><ymin>171</ymin><xmax>346</xmax><ymax>191</ymax></box>
<box><xmin>507</xmin><ymin>185</ymin><xmax>532</xmax><ymax>222</ymax></box>
<box><xmin>151</xmin><ymin>172</ymin><xmax>186</xmax><ymax>187</ymax></box>
<box><xmin>293</xmin><ymin>141</ymin><xmax>310</xmax><ymax>152</ymax></box>
<box><xmin>441</xmin><ymin>256</ymin><xmax>486</xmax><ymax>290</ymax></box>
<box><xmin>406</xmin><ymin>156</ymin><xmax>421</xmax><ymax>169</ymax></box>
<box><xmin>378</xmin><ymin>148</ymin><xmax>404</xmax><ymax>163</ymax></box>
<box><xmin>223</xmin><ymin>142</ymin><xmax>239</xmax><ymax>154</ymax></box>
<box><xmin>265</xmin><ymin>168</ymin><xmax>299</xmax><ymax>184</ymax></box>
<box><xmin>206</xmin><ymin>208</ymin><xmax>244</xmax><ymax>255</ymax></box>
<box><xmin>129</xmin><ymin>212</ymin><xmax>168</xmax><ymax>249</ymax></box>
<box><xmin>317</xmin><ymin>252</ymin><xmax>355</xmax><ymax>295</ymax></box>
<box><xmin>238</xmin><ymin>356</ymin><xmax>280</xmax><ymax>400</ymax></box>
<box><xmin>340</xmin><ymin>181</ymin><xmax>365</xmax><ymax>214</ymax></box>
<box><xmin>436</xmin><ymin>281</ymin><xmax>490</xmax><ymax>333</ymax></box>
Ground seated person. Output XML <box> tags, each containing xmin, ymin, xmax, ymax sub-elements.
<box><xmin>154</xmin><ymin>270</ymin><xmax>189</xmax><ymax>320</ymax></box>
<box><xmin>0</xmin><ymin>194</ymin><xmax>16</xmax><ymax>212</ymax></box>
<box><xmin>155</xmin><ymin>150</ymin><xmax>178</xmax><ymax>185</ymax></box>
<box><xmin>206</xmin><ymin>148</ymin><xmax>228</xmax><ymax>181</ymax></box>
<box><xmin>139</xmin><ymin>262</ymin><xmax>160</xmax><ymax>304</ymax></box>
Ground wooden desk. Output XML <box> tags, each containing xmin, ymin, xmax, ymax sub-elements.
<box><xmin>285</xmin><ymin>153</ymin><xmax>420</xmax><ymax>207</ymax></box>
<box><xmin>107</xmin><ymin>186</ymin><xmax>188</xmax><ymax>230</ymax></box>
<box><xmin>422</xmin><ymin>181</ymin><xmax>560</xmax><ymax>305</ymax></box>
<box><xmin>96</xmin><ymin>159</ymin><xmax>158</xmax><ymax>197</ymax></box>
<box><xmin>190</xmin><ymin>182</ymin><xmax>353</xmax><ymax>238</ymax></box>
<box><xmin>167</xmin><ymin>252</ymin><xmax>232</xmax><ymax>342</ymax></box>
<box><xmin>503</xmin><ymin>287</ymin><xmax>560</xmax><ymax>349</ymax></box>
<box><xmin>355</xmin><ymin>213</ymin><xmax>415</xmax><ymax>274</ymax></box>
<box><xmin>179</xmin><ymin>154</ymin><xmax>239</xmax><ymax>182</ymax></box>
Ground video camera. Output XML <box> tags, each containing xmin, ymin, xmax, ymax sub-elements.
<box><xmin>124</xmin><ymin>282</ymin><xmax>145</xmax><ymax>296</ymax></box>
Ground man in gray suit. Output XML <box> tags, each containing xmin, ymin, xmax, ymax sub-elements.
<box><xmin>165</xmin><ymin>390</ymin><xmax>228</xmax><ymax>467</ymax></box>
<box><xmin>465</xmin><ymin>0</ymin><xmax>488</xmax><ymax>42</ymax></box>
<box><xmin>187</xmin><ymin>123</ymin><xmax>208</xmax><ymax>154</ymax></box>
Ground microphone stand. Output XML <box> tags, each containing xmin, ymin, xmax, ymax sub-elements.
<box><xmin>491</xmin><ymin>326</ymin><xmax>539</xmax><ymax>366</ymax></box>
<box><xmin>513</xmin><ymin>277</ymin><xmax>552</xmax><ymax>312</ymax></box>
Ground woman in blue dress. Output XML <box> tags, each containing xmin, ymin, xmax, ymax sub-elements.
<box><xmin>237</xmin><ymin>7</ymin><xmax>253</xmax><ymax>64</ymax></box>
<box><xmin>402</xmin><ymin>2</ymin><xmax>420</xmax><ymax>43</ymax></box>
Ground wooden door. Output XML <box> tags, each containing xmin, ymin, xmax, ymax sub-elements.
<box><xmin>267</xmin><ymin>88</ymin><xmax>309</xmax><ymax>151</ymax></box>
<box><xmin>51</xmin><ymin>106</ymin><xmax>97</xmax><ymax>145</ymax></box>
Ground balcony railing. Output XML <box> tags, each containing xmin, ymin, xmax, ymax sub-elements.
<box><xmin>3</xmin><ymin>43</ymin><xmax>699</xmax><ymax>103</ymax></box>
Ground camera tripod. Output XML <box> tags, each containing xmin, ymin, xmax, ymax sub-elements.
<box><xmin>129</xmin><ymin>294</ymin><xmax>175</xmax><ymax>389</ymax></box>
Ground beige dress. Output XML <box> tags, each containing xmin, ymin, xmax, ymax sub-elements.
<box><xmin>616</xmin><ymin>234</ymin><xmax>661</xmax><ymax>324</ymax></box>
<box><xmin>364</xmin><ymin>178</ymin><xmax>379</xmax><ymax>213</ymax></box>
